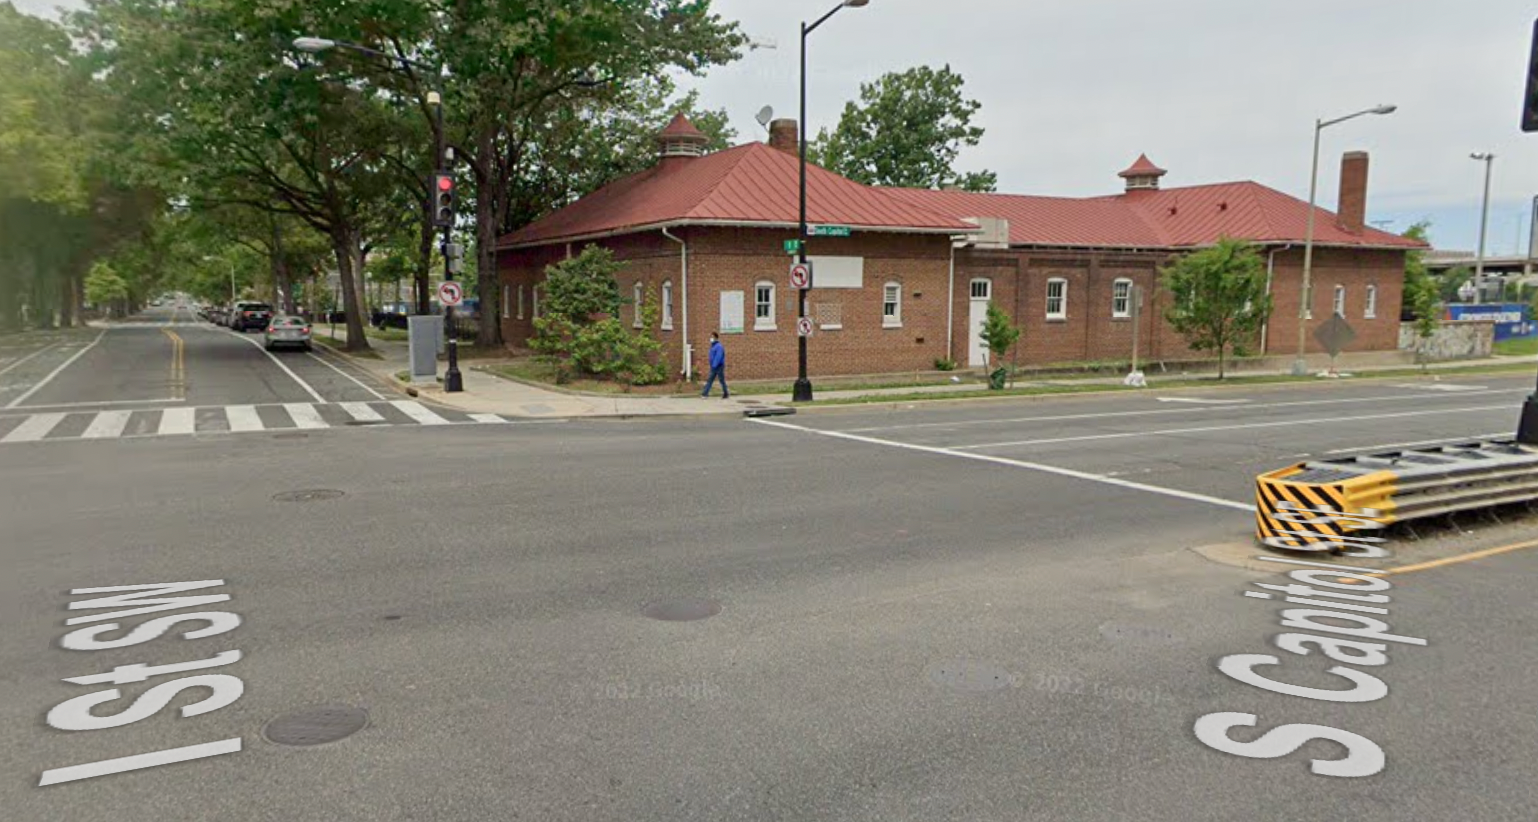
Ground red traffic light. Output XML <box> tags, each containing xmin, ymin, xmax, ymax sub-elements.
<box><xmin>436</xmin><ymin>175</ymin><xmax>453</xmax><ymax>192</ymax></box>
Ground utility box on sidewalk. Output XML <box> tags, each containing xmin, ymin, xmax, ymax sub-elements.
<box><xmin>408</xmin><ymin>315</ymin><xmax>444</xmax><ymax>385</ymax></box>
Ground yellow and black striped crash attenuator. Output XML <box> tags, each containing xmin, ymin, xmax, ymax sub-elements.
<box><xmin>1255</xmin><ymin>438</ymin><xmax>1538</xmax><ymax>547</ymax></box>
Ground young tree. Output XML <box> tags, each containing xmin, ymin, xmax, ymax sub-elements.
<box><xmin>1401</xmin><ymin>222</ymin><xmax>1441</xmax><ymax>370</ymax></box>
<box><xmin>979</xmin><ymin>300</ymin><xmax>1020</xmax><ymax>388</ymax></box>
<box><xmin>84</xmin><ymin>263</ymin><xmax>130</xmax><ymax>318</ymax></box>
<box><xmin>809</xmin><ymin>64</ymin><xmax>996</xmax><ymax>191</ymax></box>
<box><xmin>1161</xmin><ymin>238</ymin><xmax>1273</xmax><ymax>379</ymax></box>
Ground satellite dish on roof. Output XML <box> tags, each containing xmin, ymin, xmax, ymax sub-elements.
<box><xmin>755</xmin><ymin>106</ymin><xmax>774</xmax><ymax>132</ymax></box>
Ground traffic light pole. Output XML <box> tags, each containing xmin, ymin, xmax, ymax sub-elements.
<box><xmin>434</xmin><ymin>89</ymin><xmax>463</xmax><ymax>393</ymax></box>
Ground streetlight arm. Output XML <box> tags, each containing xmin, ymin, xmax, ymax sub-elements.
<box><xmin>805</xmin><ymin>2</ymin><xmax>849</xmax><ymax>36</ymax></box>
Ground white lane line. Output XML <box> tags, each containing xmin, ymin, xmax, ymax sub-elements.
<box><xmin>2</xmin><ymin>413</ymin><xmax>68</xmax><ymax>443</ymax></box>
<box><xmin>1155</xmin><ymin>397</ymin><xmax>1250</xmax><ymax>405</ymax></box>
<box><xmin>225</xmin><ymin>405</ymin><xmax>264</xmax><ymax>432</ymax></box>
<box><xmin>841</xmin><ymin>388</ymin><xmax>1527</xmax><ymax>433</ymax></box>
<box><xmin>391</xmin><ymin>400</ymin><xmax>450</xmax><ymax>426</ymax></box>
<box><xmin>0</xmin><ymin>343</ymin><xmax>58</xmax><ymax>378</ymax></box>
<box><xmin>283</xmin><ymin>403</ymin><xmax>330</xmax><ymax>430</ymax></box>
<box><xmin>750</xmin><ymin>418</ymin><xmax>1255</xmax><ymax>513</ymax></box>
<box><xmin>4</xmin><ymin>329</ymin><xmax>107</xmax><ymax>409</ymax></box>
<box><xmin>8</xmin><ymin>397</ymin><xmax>186</xmax><ymax>410</ymax></box>
<box><xmin>951</xmin><ymin>404</ymin><xmax>1515</xmax><ymax>451</ymax></box>
<box><xmin>223</xmin><ymin>330</ymin><xmax>325</xmax><ymax>403</ymax></box>
<box><xmin>306</xmin><ymin>350</ymin><xmax>388</xmax><ymax>400</ymax></box>
<box><xmin>38</xmin><ymin>737</ymin><xmax>243</xmax><ymax>786</ymax></box>
<box><xmin>81</xmin><ymin>410</ymin><xmax>133</xmax><ymax>439</ymax></box>
<box><xmin>157</xmin><ymin>407</ymin><xmax>196</xmax><ymax>436</ymax></box>
<box><xmin>340</xmin><ymin>402</ymin><xmax>386</xmax><ymax>422</ymax></box>
<box><xmin>1324</xmin><ymin>432</ymin><xmax>1511</xmax><ymax>455</ymax></box>
<box><xmin>468</xmin><ymin>413</ymin><xmax>506</xmax><ymax>423</ymax></box>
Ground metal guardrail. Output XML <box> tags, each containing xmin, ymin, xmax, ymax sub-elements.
<box><xmin>1255</xmin><ymin>438</ymin><xmax>1538</xmax><ymax>546</ymax></box>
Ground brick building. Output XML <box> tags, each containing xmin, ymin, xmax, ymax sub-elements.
<box><xmin>497</xmin><ymin>116</ymin><xmax>1425</xmax><ymax>380</ymax></box>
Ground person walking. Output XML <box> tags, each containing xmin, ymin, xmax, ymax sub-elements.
<box><xmin>702</xmin><ymin>331</ymin><xmax>729</xmax><ymax>399</ymax></box>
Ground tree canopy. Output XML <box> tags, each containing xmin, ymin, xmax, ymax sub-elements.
<box><xmin>810</xmin><ymin>64</ymin><xmax>996</xmax><ymax>192</ymax></box>
<box><xmin>1161</xmin><ymin>238</ymin><xmax>1273</xmax><ymax>379</ymax></box>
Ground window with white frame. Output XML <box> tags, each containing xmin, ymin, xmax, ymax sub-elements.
<box><xmin>532</xmin><ymin>285</ymin><xmax>541</xmax><ymax>319</ymax></box>
<box><xmin>1364</xmin><ymin>285</ymin><xmax>1378</xmax><ymax>319</ymax></box>
<box><xmin>1046</xmin><ymin>278</ymin><xmax>1068</xmax><ymax>319</ymax></box>
<box><xmin>633</xmin><ymin>282</ymin><xmax>645</xmax><ymax>328</ymax></box>
<box><xmin>517</xmin><ymin>285</ymin><xmax>525</xmax><ymax>319</ymax></box>
<box><xmin>502</xmin><ymin>285</ymin><xmax>511</xmax><ymax>319</ymax></box>
<box><xmin>754</xmin><ymin>281</ymin><xmax>776</xmax><ymax>330</ymax></box>
<box><xmin>1333</xmin><ymin>284</ymin><xmax>1346</xmax><ymax>318</ymax></box>
<box><xmin>1112</xmin><ymin>279</ymin><xmax>1133</xmax><ymax>318</ymax></box>
<box><xmin>882</xmin><ymin>282</ymin><xmax>902</xmax><ymax>327</ymax></box>
<box><xmin>661</xmin><ymin>281</ymin><xmax>674</xmax><ymax>330</ymax></box>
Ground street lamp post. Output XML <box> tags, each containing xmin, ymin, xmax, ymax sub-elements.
<box><xmin>1470</xmin><ymin>152</ymin><xmax>1495</xmax><ymax>305</ymax></box>
<box><xmin>292</xmin><ymin>36</ymin><xmax>463</xmax><ymax>392</ymax></box>
<box><xmin>795</xmin><ymin>0</ymin><xmax>869</xmax><ymax>403</ymax></box>
<box><xmin>1291</xmin><ymin>104</ymin><xmax>1397</xmax><ymax>377</ymax></box>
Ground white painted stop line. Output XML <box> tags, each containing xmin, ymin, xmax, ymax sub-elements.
<box><xmin>81</xmin><ymin>410</ymin><xmax>133</xmax><ymax>439</ymax></box>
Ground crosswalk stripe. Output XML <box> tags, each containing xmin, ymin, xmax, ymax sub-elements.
<box><xmin>391</xmin><ymin>400</ymin><xmax>449</xmax><ymax>426</ymax></box>
<box><xmin>2</xmin><ymin>412</ymin><xmax>67</xmax><ymax>443</ymax></box>
<box><xmin>158</xmin><ymin>407</ymin><xmax>196</xmax><ymax>436</ymax></box>
<box><xmin>468</xmin><ymin>413</ymin><xmax>505</xmax><ymax>424</ymax></box>
<box><xmin>82</xmin><ymin>410</ymin><xmax>133</xmax><ymax>439</ymax></box>
<box><xmin>340</xmin><ymin>402</ymin><xmax>385</xmax><ymax>422</ymax></box>
<box><xmin>283</xmin><ymin>403</ymin><xmax>329</xmax><ymax>430</ymax></box>
<box><xmin>225</xmin><ymin>405</ymin><xmax>263</xmax><ymax>432</ymax></box>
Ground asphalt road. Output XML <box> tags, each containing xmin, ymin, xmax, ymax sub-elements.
<box><xmin>4</xmin><ymin>305</ymin><xmax>1537</xmax><ymax>821</ymax></box>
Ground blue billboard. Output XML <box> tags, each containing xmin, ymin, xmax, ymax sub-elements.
<box><xmin>1445</xmin><ymin>303</ymin><xmax>1538</xmax><ymax>341</ymax></box>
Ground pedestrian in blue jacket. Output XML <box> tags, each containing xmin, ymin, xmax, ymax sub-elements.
<box><xmin>702</xmin><ymin>331</ymin><xmax>729</xmax><ymax>399</ymax></box>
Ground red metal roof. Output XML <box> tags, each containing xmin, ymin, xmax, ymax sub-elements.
<box><xmin>1118</xmin><ymin>154</ymin><xmax>1167</xmax><ymax>178</ymax></box>
<box><xmin>498</xmin><ymin>142</ymin><xmax>976</xmax><ymax>248</ymax></box>
<box><xmin>656</xmin><ymin>113</ymin><xmax>707</xmax><ymax>140</ymax></box>
<box><xmin>885</xmin><ymin>182</ymin><xmax>1427</xmax><ymax>250</ymax></box>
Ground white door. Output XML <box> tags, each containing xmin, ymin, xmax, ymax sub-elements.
<box><xmin>968</xmin><ymin>279</ymin><xmax>992</xmax><ymax>367</ymax></box>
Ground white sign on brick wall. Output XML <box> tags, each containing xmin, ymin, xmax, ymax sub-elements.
<box><xmin>806</xmin><ymin>256</ymin><xmax>864</xmax><ymax>289</ymax></box>
<box><xmin>719</xmin><ymin>290</ymin><xmax>744</xmax><ymax>334</ymax></box>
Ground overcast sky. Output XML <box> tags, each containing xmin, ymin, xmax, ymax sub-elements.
<box><xmin>17</xmin><ymin>0</ymin><xmax>1536</xmax><ymax>254</ymax></box>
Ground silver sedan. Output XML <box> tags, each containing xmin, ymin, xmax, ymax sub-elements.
<box><xmin>263</xmin><ymin>315</ymin><xmax>314</xmax><ymax>352</ymax></box>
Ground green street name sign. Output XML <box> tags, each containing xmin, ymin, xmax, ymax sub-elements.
<box><xmin>810</xmin><ymin>225</ymin><xmax>852</xmax><ymax>238</ymax></box>
<box><xmin>783</xmin><ymin>239</ymin><xmax>803</xmax><ymax>254</ymax></box>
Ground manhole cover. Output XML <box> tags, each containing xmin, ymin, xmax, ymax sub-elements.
<box><xmin>272</xmin><ymin>489</ymin><xmax>346</xmax><ymax>503</ymax></box>
<box><xmin>925</xmin><ymin>661</ymin><xmax>1014</xmax><ymax>693</ymax></box>
<box><xmin>263</xmin><ymin>705</ymin><xmax>368</xmax><ymax>746</ymax></box>
<box><xmin>642</xmin><ymin>598</ymin><xmax>722</xmax><ymax>622</ymax></box>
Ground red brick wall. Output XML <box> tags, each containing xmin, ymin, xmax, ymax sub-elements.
<box><xmin>500</xmin><ymin>234</ymin><xmax>1408</xmax><ymax>378</ymax></box>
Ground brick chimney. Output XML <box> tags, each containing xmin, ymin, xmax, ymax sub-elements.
<box><xmin>1336</xmin><ymin>151</ymin><xmax>1369</xmax><ymax>234</ymax></box>
<box><xmin>768</xmin><ymin>119</ymin><xmax>800</xmax><ymax>155</ymax></box>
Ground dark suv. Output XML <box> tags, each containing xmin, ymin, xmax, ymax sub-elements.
<box><xmin>230</xmin><ymin>302</ymin><xmax>274</xmax><ymax>332</ymax></box>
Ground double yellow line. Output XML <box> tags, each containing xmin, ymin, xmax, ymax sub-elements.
<box><xmin>161</xmin><ymin>328</ymin><xmax>186</xmax><ymax>399</ymax></box>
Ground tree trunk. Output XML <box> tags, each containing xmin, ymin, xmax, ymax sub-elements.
<box><xmin>330</xmin><ymin>228</ymin><xmax>370</xmax><ymax>352</ymax></box>
<box><xmin>475</xmin><ymin>124</ymin><xmax>502</xmax><ymax>347</ymax></box>
<box><xmin>271</xmin><ymin>219</ymin><xmax>296</xmax><ymax>314</ymax></box>
<box><xmin>352</xmin><ymin>242</ymin><xmax>369</xmax><ymax>326</ymax></box>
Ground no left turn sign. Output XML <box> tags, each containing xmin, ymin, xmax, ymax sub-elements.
<box><xmin>437</xmin><ymin>281</ymin><xmax>464</xmax><ymax>308</ymax></box>
<box><xmin>789</xmin><ymin>262</ymin><xmax>812</xmax><ymax>290</ymax></box>
<box><xmin>797</xmin><ymin>317</ymin><xmax>814</xmax><ymax>338</ymax></box>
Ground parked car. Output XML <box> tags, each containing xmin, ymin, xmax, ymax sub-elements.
<box><xmin>263</xmin><ymin>315</ymin><xmax>313</xmax><ymax>352</ymax></box>
<box><xmin>229</xmin><ymin>302</ymin><xmax>273</xmax><ymax>332</ymax></box>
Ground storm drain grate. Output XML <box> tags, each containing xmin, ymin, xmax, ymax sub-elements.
<box><xmin>272</xmin><ymin>489</ymin><xmax>346</xmax><ymax>503</ymax></box>
<box><xmin>263</xmin><ymin>705</ymin><xmax>368</xmax><ymax>746</ymax></box>
<box><xmin>642</xmin><ymin>598</ymin><xmax>722</xmax><ymax>622</ymax></box>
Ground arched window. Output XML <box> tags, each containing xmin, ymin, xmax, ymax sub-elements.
<box><xmin>754</xmin><ymin>281</ymin><xmax>776</xmax><ymax>330</ymax></box>
<box><xmin>882</xmin><ymin>282</ymin><xmax>902</xmax><ymax>327</ymax></box>
<box><xmin>661</xmin><ymin>281</ymin><xmax>674</xmax><ymax>330</ymax></box>
<box><xmin>1112</xmin><ymin>279</ymin><xmax>1133</xmax><ymax>318</ymax></box>
<box><xmin>633</xmin><ymin>282</ymin><xmax>645</xmax><ymax>328</ymax></box>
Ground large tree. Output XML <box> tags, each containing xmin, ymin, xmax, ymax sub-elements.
<box><xmin>810</xmin><ymin>64</ymin><xmax>996</xmax><ymax>192</ymax></box>
<box><xmin>1161</xmin><ymin>238</ymin><xmax>1273</xmax><ymax>379</ymax></box>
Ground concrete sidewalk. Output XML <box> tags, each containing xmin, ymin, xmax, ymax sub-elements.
<box><xmin>314</xmin><ymin>325</ymin><xmax>1534</xmax><ymax>418</ymax></box>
